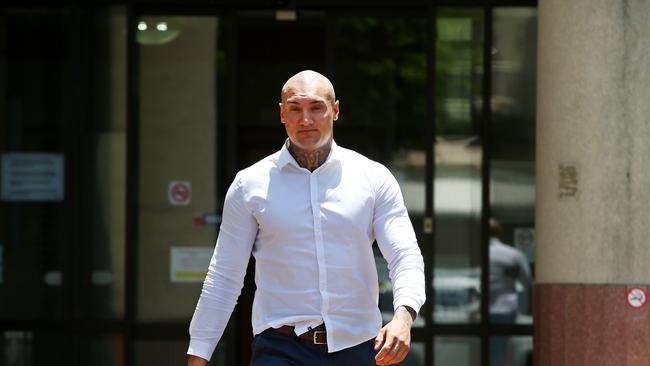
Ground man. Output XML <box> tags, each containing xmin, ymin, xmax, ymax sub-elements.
<box><xmin>488</xmin><ymin>218</ymin><xmax>531</xmax><ymax>324</ymax></box>
<box><xmin>187</xmin><ymin>70</ymin><xmax>425</xmax><ymax>366</ymax></box>
<box><xmin>488</xmin><ymin>218</ymin><xmax>532</xmax><ymax>366</ymax></box>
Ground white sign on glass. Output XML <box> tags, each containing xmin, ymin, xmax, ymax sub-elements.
<box><xmin>514</xmin><ymin>227</ymin><xmax>535</xmax><ymax>262</ymax></box>
<box><xmin>170</xmin><ymin>246</ymin><xmax>213</xmax><ymax>283</ymax></box>
<box><xmin>1</xmin><ymin>153</ymin><xmax>65</xmax><ymax>201</ymax></box>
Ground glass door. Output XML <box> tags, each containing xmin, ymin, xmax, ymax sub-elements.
<box><xmin>134</xmin><ymin>13</ymin><xmax>226</xmax><ymax>365</ymax></box>
<box><xmin>131</xmin><ymin>6</ymin><xmax>537</xmax><ymax>366</ymax></box>
<box><xmin>432</xmin><ymin>8</ymin><xmax>484</xmax><ymax>366</ymax></box>
<box><xmin>332</xmin><ymin>14</ymin><xmax>430</xmax><ymax>366</ymax></box>
<box><xmin>1</xmin><ymin>6</ymin><xmax>127</xmax><ymax>366</ymax></box>
<box><xmin>233</xmin><ymin>10</ymin><xmax>431</xmax><ymax>366</ymax></box>
<box><xmin>231</xmin><ymin>11</ymin><xmax>329</xmax><ymax>365</ymax></box>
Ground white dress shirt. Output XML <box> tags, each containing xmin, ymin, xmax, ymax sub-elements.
<box><xmin>489</xmin><ymin>237</ymin><xmax>531</xmax><ymax>315</ymax></box>
<box><xmin>188</xmin><ymin>140</ymin><xmax>425</xmax><ymax>360</ymax></box>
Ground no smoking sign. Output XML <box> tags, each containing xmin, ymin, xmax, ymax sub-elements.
<box><xmin>168</xmin><ymin>181</ymin><xmax>192</xmax><ymax>206</ymax></box>
<box><xmin>627</xmin><ymin>287</ymin><xmax>647</xmax><ymax>309</ymax></box>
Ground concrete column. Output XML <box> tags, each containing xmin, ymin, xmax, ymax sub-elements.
<box><xmin>535</xmin><ymin>0</ymin><xmax>650</xmax><ymax>365</ymax></box>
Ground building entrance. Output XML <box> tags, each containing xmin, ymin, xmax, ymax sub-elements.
<box><xmin>0</xmin><ymin>4</ymin><xmax>537</xmax><ymax>366</ymax></box>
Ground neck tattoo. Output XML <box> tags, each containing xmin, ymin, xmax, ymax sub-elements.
<box><xmin>288</xmin><ymin>142</ymin><xmax>331</xmax><ymax>172</ymax></box>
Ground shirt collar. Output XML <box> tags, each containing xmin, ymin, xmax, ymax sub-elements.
<box><xmin>277</xmin><ymin>139</ymin><xmax>343</xmax><ymax>169</ymax></box>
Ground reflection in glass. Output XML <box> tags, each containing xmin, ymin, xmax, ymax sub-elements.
<box><xmin>136</xmin><ymin>20</ymin><xmax>180</xmax><ymax>45</ymax></box>
<box><xmin>0</xmin><ymin>10</ymin><xmax>73</xmax><ymax>319</ymax></box>
<box><xmin>434</xmin><ymin>8</ymin><xmax>484</xmax><ymax>324</ymax></box>
<box><xmin>136</xmin><ymin>340</ymin><xmax>188</xmax><ymax>365</ymax></box>
<box><xmin>235</xmin><ymin>11</ymin><xmax>328</xmax><ymax>168</ymax></box>
<box><xmin>2</xmin><ymin>331</ymin><xmax>67</xmax><ymax>365</ymax></box>
<box><xmin>3</xmin><ymin>332</ymin><xmax>33</xmax><ymax>365</ymax></box>
<box><xmin>89</xmin><ymin>5</ymin><xmax>127</xmax><ymax>319</ymax></box>
<box><xmin>137</xmin><ymin>16</ymin><xmax>218</xmax><ymax>321</ymax></box>
<box><xmin>489</xmin><ymin>7</ymin><xmax>537</xmax><ymax>326</ymax></box>
<box><xmin>89</xmin><ymin>334</ymin><xmax>124</xmax><ymax>366</ymax></box>
<box><xmin>402</xmin><ymin>342</ymin><xmax>425</xmax><ymax>366</ymax></box>
<box><xmin>435</xmin><ymin>336</ymin><xmax>480</xmax><ymax>366</ymax></box>
<box><xmin>490</xmin><ymin>336</ymin><xmax>533</xmax><ymax>366</ymax></box>
<box><xmin>489</xmin><ymin>218</ymin><xmax>532</xmax><ymax>325</ymax></box>
<box><xmin>334</xmin><ymin>16</ymin><xmax>427</xmax><ymax>327</ymax></box>
<box><xmin>0</xmin><ymin>5</ymin><xmax>128</xmax><ymax>322</ymax></box>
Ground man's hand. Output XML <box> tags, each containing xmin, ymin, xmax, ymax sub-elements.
<box><xmin>374</xmin><ymin>306</ymin><xmax>416</xmax><ymax>365</ymax></box>
<box><xmin>188</xmin><ymin>355</ymin><xmax>208</xmax><ymax>366</ymax></box>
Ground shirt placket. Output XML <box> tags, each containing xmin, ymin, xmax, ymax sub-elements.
<box><xmin>309</xmin><ymin>172</ymin><xmax>329</xmax><ymax>321</ymax></box>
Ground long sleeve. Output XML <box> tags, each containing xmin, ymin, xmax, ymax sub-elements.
<box><xmin>187</xmin><ymin>175</ymin><xmax>258</xmax><ymax>361</ymax></box>
<box><xmin>372</xmin><ymin>165</ymin><xmax>426</xmax><ymax>315</ymax></box>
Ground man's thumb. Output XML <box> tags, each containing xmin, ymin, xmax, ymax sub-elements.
<box><xmin>374</xmin><ymin>329</ymin><xmax>385</xmax><ymax>350</ymax></box>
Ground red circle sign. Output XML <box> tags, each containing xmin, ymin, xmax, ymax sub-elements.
<box><xmin>627</xmin><ymin>288</ymin><xmax>647</xmax><ymax>309</ymax></box>
<box><xmin>169</xmin><ymin>181</ymin><xmax>191</xmax><ymax>205</ymax></box>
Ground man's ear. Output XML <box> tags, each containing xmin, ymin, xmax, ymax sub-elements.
<box><xmin>333</xmin><ymin>100</ymin><xmax>340</xmax><ymax>121</ymax></box>
<box><xmin>279</xmin><ymin>102</ymin><xmax>285</xmax><ymax>124</ymax></box>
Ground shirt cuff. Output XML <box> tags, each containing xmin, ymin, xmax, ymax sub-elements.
<box><xmin>187</xmin><ymin>339</ymin><xmax>215</xmax><ymax>362</ymax></box>
<box><xmin>394</xmin><ymin>298</ymin><xmax>423</xmax><ymax>318</ymax></box>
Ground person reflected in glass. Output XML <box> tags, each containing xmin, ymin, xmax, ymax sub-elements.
<box><xmin>489</xmin><ymin>217</ymin><xmax>531</xmax><ymax>323</ymax></box>
<box><xmin>186</xmin><ymin>70</ymin><xmax>426</xmax><ymax>366</ymax></box>
<box><xmin>489</xmin><ymin>217</ymin><xmax>532</xmax><ymax>365</ymax></box>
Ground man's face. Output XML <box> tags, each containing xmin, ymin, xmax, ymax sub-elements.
<box><xmin>279</xmin><ymin>85</ymin><xmax>339</xmax><ymax>152</ymax></box>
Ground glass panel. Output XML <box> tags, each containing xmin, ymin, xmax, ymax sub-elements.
<box><xmin>136</xmin><ymin>340</ymin><xmax>186</xmax><ymax>366</ymax></box>
<box><xmin>137</xmin><ymin>16</ymin><xmax>219</xmax><ymax>321</ymax></box>
<box><xmin>236</xmin><ymin>11</ymin><xmax>327</xmax><ymax>167</ymax></box>
<box><xmin>489</xmin><ymin>7</ymin><xmax>537</xmax><ymax>326</ymax></box>
<box><xmin>490</xmin><ymin>336</ymin><xmax>533</xmax><ymax>366</ymax></box>
<box><xmin>0</xmin><ymin>5</ymin><xmax>127</xmax><ymax>321</ymax></box>
<box><xmin>88</xmin><ymin>334</ymin><xmax>124</xmax><ymax>366</ymax></box>
<box><xmin>88</xmin><ymin>5</ymin><xmax>127</xmax><ymax>319</ymax></box>
<box><xmin>136</xmin><ymin>338</ymin><xmax>230</xmax><ymax>366</ymax></box>
<box><xmin>434</xmin><ymin>8</ymin><xmax>484</xmax><ymax>324</ymax></box>
<box><xmin>2</xmin><ymin>331</ymin><xmax>67</xmax><ymax>365</ymax></box>
<box><xmin>0</xmin><ymin>9</ymin><xmax>74</xmax><ymax>319</ymax></box>
<box><xmin>3</xmin><ymin>331</ymin><xmax>33</xmax><ymax>365</ymax></box>
<box><xmin>333</xmin><ymin>15</ymin><xmax>427</xmax><ymax>327</ymax></box>
<box><xmin>435</xmin><ymin>336</ymin><xmax>480</xmax><ymax>366</ymax></box>
<box><xmin>403</xmin><ymin>341</ymin><xmax>425</xmax><ymax>366</ymax></box>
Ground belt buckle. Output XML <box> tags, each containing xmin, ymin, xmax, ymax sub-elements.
<box><xmin>313</xmin><ymin>330</ymin><xmax>326</xmax><ymax>345</ymax></box>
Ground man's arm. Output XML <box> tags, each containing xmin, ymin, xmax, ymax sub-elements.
<box><xmin>187</xmin><ymin>175</ymin><xmax>258</xmax><ymax>361</ymax></box>
<box><xmin>371</xmin><ymin>164</ymin><xmax>426</xmax><ymax>365</ymax></box>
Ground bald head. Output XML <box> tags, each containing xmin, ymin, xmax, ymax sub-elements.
<box><xmin>281</xmin><ymin>70</ymin><xmax>336</xmax><ymax>105</ymax></box>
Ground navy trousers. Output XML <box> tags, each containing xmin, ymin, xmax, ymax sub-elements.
<box><xmin>251</xmin><ymin>328</ymin><xmax>376</xmax><ymax>366</ymax></box>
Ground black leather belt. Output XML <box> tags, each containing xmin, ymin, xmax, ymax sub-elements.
<box><xmin>273</xmin><ymin>325</ymin><xmax>327</xmax><ymax>345</ymax></box>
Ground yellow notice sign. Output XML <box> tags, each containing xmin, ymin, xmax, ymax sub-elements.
<box><xmin>170</xmin><ymin>247</ymin><xmax>213</xmax><ymax>283</ymax></box>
